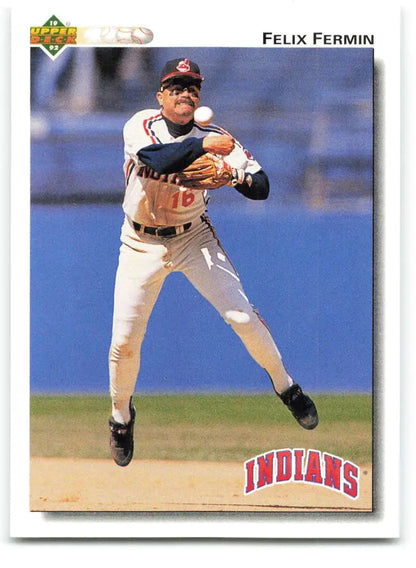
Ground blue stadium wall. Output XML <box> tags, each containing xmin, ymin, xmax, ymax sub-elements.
<box><xmin>30</xmin><ymin>47</ymin><xmax>373</xmax><ymax>394</ymax></box>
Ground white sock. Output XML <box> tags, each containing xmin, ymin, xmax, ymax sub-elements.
<box><xmin>277</xmin><ymin>375</ymin><xmax>294</xmax><ymax>395</ymax></box>
<box><xmin>112</xmin><ymin>401</ymin><xmax>131</xmax><ymax>424</ymax></box>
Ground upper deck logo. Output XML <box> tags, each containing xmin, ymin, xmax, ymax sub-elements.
<box><xmin>30</xmin><ymin>15</ymin><xmax>77</xmax><ymax>58</ymax></box>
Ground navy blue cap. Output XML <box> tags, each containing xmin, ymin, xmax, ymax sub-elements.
<box><xmin>160</xmin><ymin>58</ymin><xmax>204</xmax><ymax>86</ymax></box>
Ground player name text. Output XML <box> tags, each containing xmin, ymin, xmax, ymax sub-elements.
<box><xmin>262</xmin><ymin>32</ymin><xmax>374</xmax><ymax>46</ymax></box>
<box><xmin>244</xmin><ymin>448</ymin><xmax>360</xmax><ymax>499</ymax></box>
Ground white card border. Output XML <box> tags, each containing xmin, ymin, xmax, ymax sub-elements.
<box><xmin>7</xmin><ymin>0</ymin><xmax>403</xmax><ymax>540</ymax></box>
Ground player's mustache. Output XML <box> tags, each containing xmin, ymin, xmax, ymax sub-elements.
<box><xmin>176</xmin><ymin>97</ymin><xmax>195</xmax><ymax>107</ymax></box>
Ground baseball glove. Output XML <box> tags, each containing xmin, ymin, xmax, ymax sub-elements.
<box><xmin>176</xmin><ymin>153</ymin><xmax>244</xmax><ymax>190</ymax></box>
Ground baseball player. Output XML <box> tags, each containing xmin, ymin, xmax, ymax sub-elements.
<box><xmin>109</xmin><ymin>58</ymin><xmax>318</xmax><ymax>467</ymax></box>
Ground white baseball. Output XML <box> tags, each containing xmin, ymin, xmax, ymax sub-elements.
<box><xmin>194</xmin><ymin>106</ymin><xmax>214</xmax><ymax>126</ymax></box>
<box><xmin>116</xmin><ymin>27</ymin><xmax>134</xmax><ymax>44</ymax></box>
<box><xmin>131</xmin><ymin>27</ymin><xmax>154</xmax><ymax>44</ymax></box>
<box><xmin>100</xmin><ymin>27</ymin><xmax>119</xmax><ymax>44</ymax></box>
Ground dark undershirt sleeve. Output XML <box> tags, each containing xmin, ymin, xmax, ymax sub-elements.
<box><xmin>138</xmin><ymin>137</ymin><xmax>269</xmax><ymax>200</ymax></box>
<box><xmin>234</xmin><ymin>170</ymin><xmax>270</xmax><ymax>200</ymax></box>
<box><xmin>137</xmin><ymin>137</ymin><xmax>205</xmax><ymax>174</ymax></box>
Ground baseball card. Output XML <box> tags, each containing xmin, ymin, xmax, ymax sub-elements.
<box><xmin>7</xmin><ymin>0</ymin><xmax>407</xmax><ymax>547</ymax></box>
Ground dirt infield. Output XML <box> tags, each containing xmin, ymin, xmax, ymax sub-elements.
<box><xmin>30</xmin><ymin>457</ymin><xmax>372</xmax><ymax>512</ymax></box>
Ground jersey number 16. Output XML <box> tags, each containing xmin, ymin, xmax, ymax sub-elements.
<box><xmin>171</xmin><ymin>189</ymin><xmax>195</xmax><ymax>209</ymax></box>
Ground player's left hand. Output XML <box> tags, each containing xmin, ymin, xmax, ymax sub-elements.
<box><xmin>175</xmin><ymin>153</ymin><xmax>244</xmax><ymax>190</ymax></box>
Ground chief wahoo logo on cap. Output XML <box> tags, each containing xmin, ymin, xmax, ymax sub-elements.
<box><xmin>176</xmin><ymin>59</ymin><xmax>191</xmax><ymax>72</ymax></box>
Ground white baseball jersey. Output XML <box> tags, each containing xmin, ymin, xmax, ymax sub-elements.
<box><xmin>122</xmin><ymin>109</ymin><xmax>262</xmax><ymax>227</ymax></box>
<box><xmin>109</xmin><ymin>109</ymin><xmax>293</xmax><ymax>422</ymax></box>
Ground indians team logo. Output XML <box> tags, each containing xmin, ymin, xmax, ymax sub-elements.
<box><xmin>176</xmin><ymin>59</ymin><xmax>191</xmax><ymax>73</ymax></box>
<box><xmin>30</xmin><ymin>15</ymin><xmax>77</xmax><ymax>59</ymax></box>
<box><xmin>244</xmin><ymin>448</ymin><xmax>360</xmax><ymax>499</ymax></box>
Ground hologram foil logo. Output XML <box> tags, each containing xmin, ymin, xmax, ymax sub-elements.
<box><xmin>30</xmin><ymin>15</ymin><xmax>77</xmax><ymax>58</ymax></box>
<box><xmin>30</xmin><ymin>17</ymin><xmax>154</xmax><ymax>56</ymax></box>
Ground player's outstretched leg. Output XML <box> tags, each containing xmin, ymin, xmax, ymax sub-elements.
<box><xmin>278</xmin><ymin>383</ymin><xmax>318</xmax><ymax>430</ymax></box>
<box><xmin>109</xmin><ymin>397</ymin><xmax>136</xmax><ymax>466</ymax></box>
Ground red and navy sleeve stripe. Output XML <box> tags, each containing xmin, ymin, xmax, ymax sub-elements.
<box><xmin>193</xmin><ymin>123</ymin><xmax>230</xmax><ymax>137</ymax></box>
<box><xmin>124</xmin><ymin>158</ymin><xmax>135</xmax><ymax>187</ymax></box>
<box><xmin>142</xmin><ymin>113</ymin><xmax>163</xmax><ymax>143</ymax></box>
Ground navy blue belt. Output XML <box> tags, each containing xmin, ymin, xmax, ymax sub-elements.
<box><xmin>133</xmin><ymin>220</ymin><xmax>192</xmax><ymax>237</ymax></box>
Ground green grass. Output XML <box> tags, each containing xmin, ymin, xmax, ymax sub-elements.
<box><xmin>30</xmin><ymin>393</ymin><xmax>372</xmax><ymax>464</ymax></box>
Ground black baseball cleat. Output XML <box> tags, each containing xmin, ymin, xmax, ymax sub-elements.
<box><xmin>279</xmin><ymin>383</ymin><xmax>319</xmax><ymax>430</ymax></box>
<box><xmin>109</xmin><ymin>399</ymin><xmax>136</xmax><ymax>467</ymax></box>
